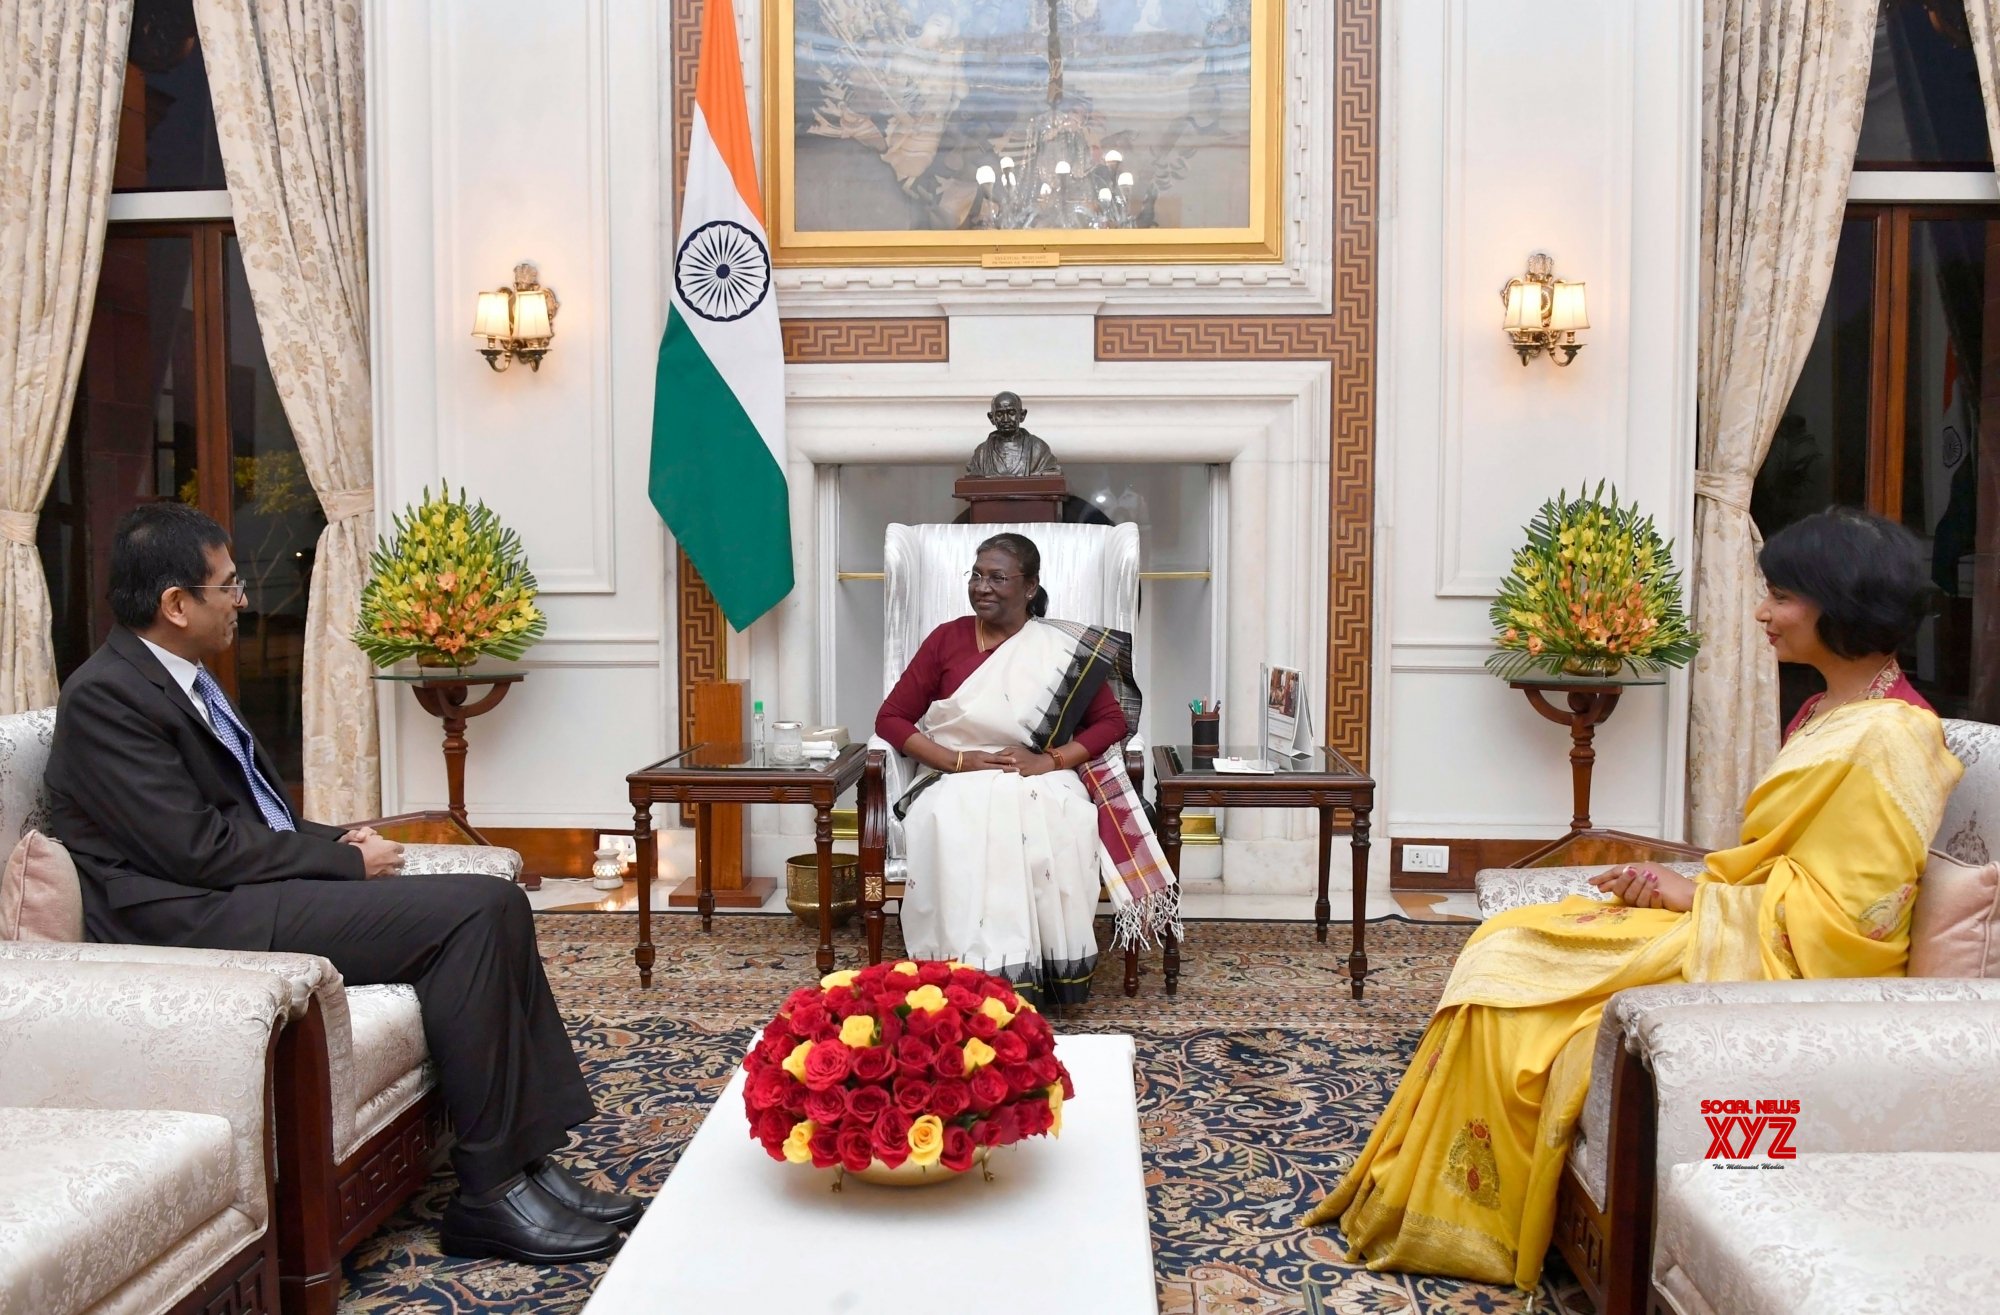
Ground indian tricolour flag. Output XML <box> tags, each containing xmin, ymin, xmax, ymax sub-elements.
<box><xmin>650</xmin><ymin>0</ymin><xmax>791</xmax><ymax>631</ymax></box>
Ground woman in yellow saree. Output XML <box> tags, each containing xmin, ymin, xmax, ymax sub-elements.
<box><xmin>1301</xmin><ymin>508</ymin><xmax>1964</xmax><ymax>1288</ymax></box>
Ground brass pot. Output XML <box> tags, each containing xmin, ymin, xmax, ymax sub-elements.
<box><xmin>840</xmin><ymin>1147</ymin><xmax>993</xmax><ymax>1188</ymax></box>
<box><xmin>784</xmin><ymin>851</ymin><xmax>860</xmax><ymax>928</ymax></box>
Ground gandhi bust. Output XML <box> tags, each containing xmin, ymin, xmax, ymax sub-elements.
<box><xmin>964</xmin><ymin>391</ymin><xmax>1061</xmax><ymax>478</ymax></box>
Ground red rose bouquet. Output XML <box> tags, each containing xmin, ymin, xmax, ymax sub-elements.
<box><xmin>742</xmin><ymin>959</ymin><xmax>1073</xmax><ymax>1178</ymax></box>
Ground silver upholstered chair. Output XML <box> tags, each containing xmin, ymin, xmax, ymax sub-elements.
<box><xmin>855</xmin><ymin>521</ymin><xmax>1166</xmax><ymax>995</ymax></box>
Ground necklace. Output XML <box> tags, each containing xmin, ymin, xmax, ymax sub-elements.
<box><xmin>1797</xmin><ymin>658</ymin><xmax>1899</xmax><ymax>735</ymax></box>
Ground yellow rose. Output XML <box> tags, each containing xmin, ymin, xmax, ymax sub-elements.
<box><xmin>961</xmin><ymin>1036</ymin><xmax>997</xmax><ymax>1075</ymax></box>
<box><xmin>820</xmin><ymin>969</ymin><xmax>859</xmax><ymax>990</ymax></box>
<box><xmin>1016</xmin><ymin>999</ymin><xmax>1039</xmax><ymax>1014</ymax></box>
<box><xmin>976</xmin><ymin>997</ymin><xmax>1014</xmax><ymax>1027</ymax></box>
<box><xmin>904</xmin><ymin>984</ymin><xmax>948</xmax><ymax>1014</ymax></box>
<box><xmin>839</xmin><ymin>1014</ymin><xmax>878</xmax><ymax>1048</ymax></box>
<box><xmin>891</xmin><ymin>960</ymin><xmax>920</xmax><ymax>976</ymax></box>
<box><xmin>1047</xmin><ymin>1084</ymin><xmax>1064</xmax><ymax>1137</ymax></box>
<box><xmin>906</xmin><ymin>1114</ymin><xmax>945</xmax><ymax>1167</ymax></box>
<box><xmin>781</xmin><ymin>1040</ymin><xmax>813</xmax><ymax>1082</ymax></box>
<box><xmin>782</xmin><ymin>1120</ymin><xmax>816</xmax><ymax>1164</ymax></box>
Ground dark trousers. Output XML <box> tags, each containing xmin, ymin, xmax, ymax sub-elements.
<box><xmin>128</xmin><ymin>872</ymin><xmax>595</xmax><ymax>1194</ymax></box>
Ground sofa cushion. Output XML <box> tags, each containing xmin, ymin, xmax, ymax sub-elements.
<box><xmin>1939</xmin><ymin>719</ymin><xmax>2000</xmax><ymax>865</ymax></box>
<box><xmin>0</xmin><ymin>1106</ymin><xmax>237</xmax><ymax>1315</ymax></box>
<box><xmin>0</xmin><ymin>830</ymin><xmax>82</xmax><ymax>942</ymax></box>
<box><xmin>1910</xmin><ymin>849</ymin><xmax>2000</xmax><ymax>978</ymax></box>
<box><xmin>1653</xmin><ymin>1152</ymin><xmax>2000</xmax><ymax>1315</ymax></box>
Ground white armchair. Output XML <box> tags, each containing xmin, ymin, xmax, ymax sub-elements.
<box><xmin>857</xmin><ymin>521</ymin><xmax>1159</xmax><ymax>994</ymax></box>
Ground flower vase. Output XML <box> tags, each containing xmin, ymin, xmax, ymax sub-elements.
<box><xmin>1559</xmin><ymin>654</ymin><xmax>1622</xmax><ymax>678</ymax></box>
<box><xmin>415</xmin><ymin>651</ymin><xmax>469</xmax><ymax>671</ymax></box>
<box><xmin>838</xmin><ymin>1148</ymin><xmax>994</xmax><ymax>1190</ymax></box>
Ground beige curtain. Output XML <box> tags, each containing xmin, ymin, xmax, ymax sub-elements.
<box><xmin>194</xmin><ymin>0</ymin><xmax>377</xmax><ymax>822</ymax></box>
<box><xmin>1967</xmin><ymin>6</ymin><xmax>2000</xmax><ymax>191</ymax></box>
<box><xmin>0</xmin><ymin>1</ymin><xmax>134</xmax><ymax>712</ymax></box>
<box><xmin>1688</xmin><ymin>0</ymin><xmax>1878</xmax><ymax>848</ymax></box>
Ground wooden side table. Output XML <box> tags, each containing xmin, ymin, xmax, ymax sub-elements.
<box><xmin>1153</xmin><ymin>744</ymin><xmax>1376</xmax><ymax>999</ymax></box>
<box><xmin>372</xmin><ymin>665</ymin><xmax>526</xmax><ymax>861</ymax></box>
<box><xmin>1507</xmin><ymin>670</ymin><xmax>1667</xmax><ymax>866</ymax></box>
<box><xmin>626</xmin><ymin>743</ymin><xmax>867</xmax><ymax>986</ymax></box>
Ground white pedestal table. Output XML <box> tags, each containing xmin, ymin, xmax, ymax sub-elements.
<box><xmin>583</xmin><ymin>1032</ymin><xmax>1155</xmax><ymax>1314</ymax></box>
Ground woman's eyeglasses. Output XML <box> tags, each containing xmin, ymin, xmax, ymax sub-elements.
<box><xmin>185</xmin><ymin>581</ymin><xmax>248</xmax><ymax>603</ymax></box>
<box><xmin>964</xmin><ymin>570</ymin><xmax>1019</xmax><ymax>586</ymax></box>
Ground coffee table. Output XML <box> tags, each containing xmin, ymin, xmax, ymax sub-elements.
<box><xmin>582</xmin><ymin>1033</ymin><xmax>1153</xmax><ymax>1314</ymax></box>
<box><xmin>626</xmin><ymin>743</ymin><xmax>866</xmax><ymax>985</ymax></box>
<box><xmin>1152</xmin><ymin>744</ymin><xmax>1376</xmax><ymax>999</ymax></box>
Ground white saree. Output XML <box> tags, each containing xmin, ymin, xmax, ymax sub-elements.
<box><xmin>897</xmin><ymin>618</ymin><xmax>1168</xmax><ymax>1004</ymax></box>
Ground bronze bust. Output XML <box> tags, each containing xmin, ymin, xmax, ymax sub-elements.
<box><xmin>964</xmin><ymin>391</ymin><xmax>1061</xmax><ymax>478</ymax></box>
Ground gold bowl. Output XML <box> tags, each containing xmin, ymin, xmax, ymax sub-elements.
<box><xmin>836</xmin><ymin>1148</ymin><xmax>993</xmax><ymax>1189</ymax></box>
<box><xmin>783</xmin><ymin>852</ymin><xmax>860</xmax><ymax>928</ymax></box>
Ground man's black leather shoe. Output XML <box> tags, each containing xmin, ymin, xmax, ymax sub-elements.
<box><xmin>530</xmin><ymin>1159</ymin><xmax>645</xmax><ymax>1229</ymax></box>
<box><xmin>439</xmin><ymin>1176</ymin><xmax>622</xmax><ymax>1263</ymax></box>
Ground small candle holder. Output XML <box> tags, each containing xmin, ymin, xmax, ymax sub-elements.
<box><xmin>770</xmin><ymin>720</ymin><xmax>806</xmax><ymax>766</ymax></box>
<box><xmin>591</xmin><ymin>845</ymin><xmax>626</xmax><ymax>891</ymax></box>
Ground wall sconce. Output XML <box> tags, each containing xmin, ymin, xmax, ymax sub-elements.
<box><xmin>472</xmin><ymin>261</ymin><xmax>559</xmax><ymax>372</ymax></box>
<box><xmin>1499</xmin><ymin>251</ymin><xmax>1588</xmax><ymax>367</ymax></box>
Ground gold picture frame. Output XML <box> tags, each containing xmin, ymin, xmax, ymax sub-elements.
<box><xmin>765</xmin><ymin>0</ymin><xmax>1284</xmax><ymax>266</ymax></box>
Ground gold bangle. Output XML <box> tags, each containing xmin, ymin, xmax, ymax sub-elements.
<box><xmin>954</xmin><ymin>749</ymin><xmax>963</xmax><ymax>772</ymax></box>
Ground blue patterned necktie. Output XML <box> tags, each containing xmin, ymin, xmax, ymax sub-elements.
<box><xmin>191</xmin><ymin>668</ymin><xmax>295</xmax><ymax>832</ymax></box>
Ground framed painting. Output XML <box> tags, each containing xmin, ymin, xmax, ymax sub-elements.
<box><xmin>765</xmin><ymin>0</ymin><xmax>1283</xmax><ymax>265</ymax></box>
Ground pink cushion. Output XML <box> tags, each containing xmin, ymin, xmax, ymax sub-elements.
<box><xmin>1</xmin><ymin>830</ymin><xmax>83</xmax><ymax>942</ymax></box>
<box><xmin>1910</xmin><ymin>849</ymin><xmax>2000</xmax><ymax>978</ymax></box>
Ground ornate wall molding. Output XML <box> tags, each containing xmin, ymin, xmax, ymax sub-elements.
<box><xmin>782</xmin><ymin>317</ymin><xmax>948</xmax><ymax>363</ymax></box>
<box><xmin>1093</xmin><ymin>0</ymin><xmax>1377</xmax><ymax>771</ymax></box>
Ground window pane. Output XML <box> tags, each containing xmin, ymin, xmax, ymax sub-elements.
<box><xmin>1900</xmin><ymin>217</ymin><xmax>1992</xmax><ymax>718</ymax></box>
<box><xmin>1855</xmin><ymin>0</ymin><xmax>1993</xmax><ymax>168</ymax></box>
<box><xmin>118</xmin><ymin>0</ymin><xmax>226</xmax><ymax>190</ymax></box>
<box><xmin>39</xmin><ymin>236</ymin><xmax>202</xmax><ymax>677</ymax></box>
<box><xmin>223</xmin><ymin>238</ymin><xmax>322</xmax><ymax>789</ymax></box>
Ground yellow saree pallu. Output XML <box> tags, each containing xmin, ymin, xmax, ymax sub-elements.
<box><xmin>1302</xmin><ymin>698</ymin><xmax>1961</xmax><ymax>1288</ymax></box>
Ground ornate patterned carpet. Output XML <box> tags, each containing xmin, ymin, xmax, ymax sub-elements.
<box><xmin>337</xmin><ymin>913</ymin><xmax>1589</xmax><ymax>1314</ymax></box>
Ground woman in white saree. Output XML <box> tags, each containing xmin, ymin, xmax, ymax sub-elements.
<box><xmin>874</xmin><ymin>534</ymin><xmax>1177</xmax><ymax>1005</ymax></box>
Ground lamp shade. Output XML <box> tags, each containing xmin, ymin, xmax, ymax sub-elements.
<box><xmin>512</xmin><ymin>290</ymin><xmax>552</xmax><ymax>341</ymax></box>
<box><xmin>473</xmin><ymin>291</ymin><xmax>512</xmax><ymax>339</ymax></box>
<box><xmin>1503</xmin><ymin>281</ymin><xmax>1543</xmax><ymax>332</ymax></box>
<box><xmin>1550</xmin><ymin>281</ymin><xmax>1590</xmax><ymax>332</ymax></box>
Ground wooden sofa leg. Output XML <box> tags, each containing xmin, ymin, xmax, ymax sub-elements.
<box><xmin>1123</xmin><ymin>945</ymin><xmax>1138</xmax><ymax>996</ymax></box>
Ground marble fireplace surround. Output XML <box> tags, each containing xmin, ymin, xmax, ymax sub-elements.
<box><xmin>737</xmin><ymin>311</ymin><xmax>1350</xmax><ymax>896</ymax></box>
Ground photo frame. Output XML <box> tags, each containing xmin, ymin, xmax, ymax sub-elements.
<box><xmin>765</xmin><ymin>0</ymin><xmax>1284</xmax><ymax>266</ymax></box>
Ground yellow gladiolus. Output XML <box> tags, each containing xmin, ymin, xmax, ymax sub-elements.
<box><xmin>907</xmin><ymin>1114</ymin><xmax>945</xmax><ymax>1167</ymax></box>
<box><xmin>961</xmin><ymin>1036</ymin><xmax>997</xmax><ymax>1074</ymax></box>
<box><xmin>782</xmin><ymin>1120</ymin><xmax>816</xmax><ymax>1164</ymax></box>
<box><xmin>904</xmin><ymin>984</ymin><xmax>948</xmax><ymax>1014</ymax></box>
<box><xmin>782</xmin><ymin>1041</ymin><xmax>813</xmax><ymax>1081</ymax></box>
<box><xmin>839</xmin><ymin>1014</ymin><xmax>878</xmax><ymax>1049</ymax></box>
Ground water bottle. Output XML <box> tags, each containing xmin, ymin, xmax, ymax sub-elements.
<box><xmin>752</xmin><ymin>700</ymin><xmax>766</xmax><ymax>762</ymax></box>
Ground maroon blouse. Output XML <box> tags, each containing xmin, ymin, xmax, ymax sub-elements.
<box><xmin>1781</xmin><ymin>662</ymin><xmax>1934</xmax><ymax>742</ymax></box>
<box><xmin>875</xmin><ymin>617</ymin><xmax>1129</xmax><ymax>758</ymax></box>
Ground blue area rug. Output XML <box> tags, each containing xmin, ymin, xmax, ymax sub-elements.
<box><xmin>336</xmin><ymin>912</ymin><xmax>1587</xmax><ymax>1314</ymax></box>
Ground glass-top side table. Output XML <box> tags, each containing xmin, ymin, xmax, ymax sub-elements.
<box><xmin>1152</xmin><ymin>744</ymin><xmax>1376</xmax><ymax>999</ymax></box>
<box><xmin>1505</xmin><ymin>668</ymin><xmax>1670</xmax><ymax>866</ymax></box>
<box><xmin>370</xmin><ymin>663</ymin><xmax>528</xmax><ymax>841</ymax></box>
<box><xmin>626</xmin><ymin>743</ymin><xmax>867</xmax><ymax>986</ymax></box>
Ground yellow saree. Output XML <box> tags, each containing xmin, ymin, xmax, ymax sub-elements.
<box><xmin>1301</xmin><ymin>697</ymin><xmax>1961</xmax><ymax>1288</ymax></box>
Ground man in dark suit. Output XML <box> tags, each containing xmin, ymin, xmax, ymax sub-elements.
<box><xmin>46</xmin><ymin>502</ymin><xmax>638</xmax><ymax>1265</ymax></box>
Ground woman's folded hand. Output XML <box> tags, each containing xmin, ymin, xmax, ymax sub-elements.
<box><xmin>957</xmin><ymin>749</ymin><xmax>1017</xmax><ymax>773</ymax></box>
<box><xmin>1588</xmin><ymin>862</ymin><xmax>1696</xmax><ymax>913</ymax></box>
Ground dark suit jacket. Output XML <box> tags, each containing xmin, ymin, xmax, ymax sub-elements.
<box><xmin>46</xmin><ymin>626</ymin><xmax>365</xmax><ymax>948</ymax></box>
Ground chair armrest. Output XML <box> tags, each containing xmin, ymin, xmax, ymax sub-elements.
<box><xmin>0</xmin><ymin>941</ymin><xmax>359</xmax><ymax>1161</ymax></box>
<box><xmin>860</xmin><ymin>748</ymin><xmax>888</xmax><ymax>903</ymax></box>
<box><xmin>1635</xmin><ymin>996</ymin><xmax>2000</xmax><ymax>1173</ymax></box>
<box><xmin>0</xmin><ymin>959</ymin><xmax>288</xmax><ymax>1227</ymax></box>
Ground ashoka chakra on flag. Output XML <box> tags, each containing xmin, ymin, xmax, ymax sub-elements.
<box><xmin>675</xmin><ymin>219</ymin><xmax>771</xmax><ymax>323</ymax></box>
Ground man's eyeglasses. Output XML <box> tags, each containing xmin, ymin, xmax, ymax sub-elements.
<box><xmin>185</xmin><ymin>581</ymin><xmax>248</xmax><ymax>603</ymax></box>
<box><xmin>964</xmin><ymin>570</ymin><xmax>1020</xmax><ymax>586</ymax></box>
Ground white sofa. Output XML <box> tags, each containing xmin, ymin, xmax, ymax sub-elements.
<box><xmin>1633</xmin><ymin>995</ymin><xmax>2000</xmax><ymax>1313</ymax></box>
<box><xmin>0</xmin><ymin>957</ymin><xmax>292</xmax><ymax>1315</ymax></box>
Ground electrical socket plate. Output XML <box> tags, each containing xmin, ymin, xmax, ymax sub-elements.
<box><xmin>596</xmin><ymin>834</ymin><xmax>637</xmax><ymax>864</ymax></box>
<box><xmin>1402</xmin><ymin>844</ymin><xmax>1450</xmax><ymax>874</ymax></box>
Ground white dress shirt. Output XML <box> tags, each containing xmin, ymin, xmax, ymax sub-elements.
<box><xmin>138</xmin><ymin>635</ymin><xmax>213</xmax><ymax>730</ymax></box>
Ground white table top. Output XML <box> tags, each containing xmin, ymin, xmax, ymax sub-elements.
<box><xmin>584</xmin><ymin>1032</ymin><xmax>1156</xmax><ymax>1314</ymax></box>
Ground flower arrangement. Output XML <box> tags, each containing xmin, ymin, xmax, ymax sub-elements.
<box><xmin>353</xmin><ymin>486</ymin><xmax>546</xmax><ymax>669</ymax></box>
<box><xmin>1486</xmin><ymin>482</ymin><xmax>1700</xmax><ymax>679</ymax></box>
<box><xmin>742</xmin><ymin>959</ymin><xmax>1072</xmax><ymax>1183</ymax></box>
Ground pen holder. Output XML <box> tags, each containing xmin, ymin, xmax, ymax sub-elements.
<box><xmin>1191</xmin><ymin>710</ymin><xmax>1220</xmax><ymax>759</ymax></box>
